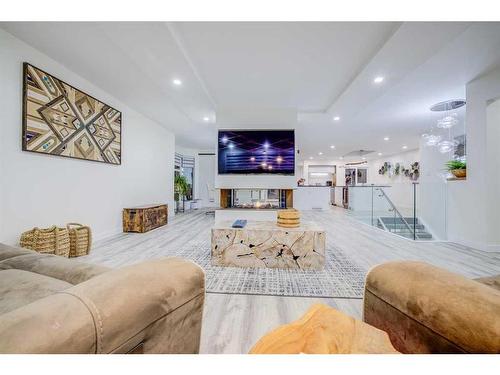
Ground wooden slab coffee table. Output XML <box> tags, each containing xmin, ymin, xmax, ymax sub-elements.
<box><xmin>211</xmin><ymin>220</ymin><xmax>325</xmax><ymax>270</ymax></box>
<box><xmin>249</xmin><ymin>304</ymin><xmax>399</xmax><ymax>354</ymax></box>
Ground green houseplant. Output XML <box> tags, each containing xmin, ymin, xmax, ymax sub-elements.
<box><xmin>174</xmin><ymin>174</ymin><xmax>190</xmax><ymax>212</ymax></box>
<box><xmin>445</xmin><ymin>160</ymin><xmax>466</xmax><ymax>178</ymax></box>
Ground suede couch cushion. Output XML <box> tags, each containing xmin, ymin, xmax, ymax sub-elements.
<box><xmin>0</xmin><ymin>253</ymin><xmax>108</xmax><ymax>285</ymax></box>
<box><xmin>0</xmin><ymin>243</ymin><xmax>108</xmax><ymax>316</ymax></box>
<box><xmin>0</xmin><ymin>258</ymin><xmax>206</xmax><ymax>354</ymax></box>
<box><xmin>365</xmin><ymin>261</ymin><xmax>500</xmax><ymax>353</ymax></box>
<box><xmin>0</xmin><ymin>269</ymin><xmax>72</xmax><ymax>314</ymax></box>
<box><xmin>0</xmin><ymin>243</ymin><xmax>33</xmax><ymax>261</ymax></box>
<box><xmin>62</xmin><ymin>257</ymin><xmax>205</xmax><ymax>353</ymax></box>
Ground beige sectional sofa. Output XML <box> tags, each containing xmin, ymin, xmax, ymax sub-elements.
<box><xmin>364</xmin><ymin>261</ymin><xmax>500</xmax><ymax>353</ymax></box>
<box><xmin>0</xmin><ymin>243</ymin><xmax>205</xmax><ymax>354</ymax></box>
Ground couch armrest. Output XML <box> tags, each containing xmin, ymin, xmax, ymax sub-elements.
<box><xmin>0</xmin><ymin>257</ymin><xmax>205</xmax><ymax>353</ymax></box>
<box><xmin>363</xmin><ymin>261</ymin><xmax>500</xmax><ymax>353</ymax></box>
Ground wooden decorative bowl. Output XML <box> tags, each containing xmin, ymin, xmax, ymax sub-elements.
<box><xmin>277</xmin><ymin>209</ymin><xmax>300</xmax><ymax>219</ymax></box>
<box><xmin>277</xmin><ymin>209</ymin><xmax>300</xmax><ymax>228</ymax></box>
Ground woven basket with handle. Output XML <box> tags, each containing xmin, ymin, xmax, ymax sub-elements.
<box><xmin>19</xmin><ymin>226</ymin><xmax>70</xmax><ymax>257</ymax></box>
<box><xmin>67</xmin><ymin>223</ymin><xmax>92</xmax><ymax>257</ymax></box>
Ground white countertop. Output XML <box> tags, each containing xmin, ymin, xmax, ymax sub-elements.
<box><xmin>294</xmin><ymin>186</ymin><xmax>332</xmax><ymax>210</ymax></box>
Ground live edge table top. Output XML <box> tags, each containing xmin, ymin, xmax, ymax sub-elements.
<box><xmin>213</xmin><ymin>220</ymin><xmax>324</xmax><ymax>230</ymax></box>
<box><xmin>211</xmin><ymin>220</ymin><xmax>326</xmax><ymax>270</ymax></box>
<box><xmin>123</xmin><ymin>203</ymin><xmax>167</xmax><ymax>210</ymax></box>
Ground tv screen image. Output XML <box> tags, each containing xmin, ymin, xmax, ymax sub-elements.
<box><xmin>218</xmin><ymin>130</ymin><xmax>295</xmax><ymax>175</ymax></box>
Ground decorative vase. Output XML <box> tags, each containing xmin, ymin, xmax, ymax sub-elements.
<box><xmin>451</xmin><ymin>169</ymin><xmax>466</xmax><ymax>178</ymax></box>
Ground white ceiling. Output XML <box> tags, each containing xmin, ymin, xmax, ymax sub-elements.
<box><xmin>3</xmin><ymin>22</ymin><xmax>500</xmax><ymax>159</ymax></box>
<box><xmin>173</xmin><ymin>22</ymin><xmax>399</xmax><ymax>111</ymax></box>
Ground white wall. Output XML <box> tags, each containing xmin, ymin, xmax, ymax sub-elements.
<box><xmin>365</xmin><ymin>150</ymin><xmax>419</xmax><ymax>185</ymax></box>
<box><xmin>175</xmin><ymin>145</ymin><xmax>218</xmax><ymax>208</ymax></box>
<box><xmin>486</xmin><ymin>98</ymin><xmax>500</xmax><ymax>244</ymax></box>
<box><xmin>364</xmin><ymin>150</ymin><xmax>420</xmax><ymax>214</ymax></box>
<box><xmin>418</xmin><ymin>139</ymin><xmax>450</xmax><ymax>240</ymax></box>
<box><xmin>197</xmin><ymin>153</ymin><xmax>218</xmax><ymax>207</ymax></box>
<box><xmin>215</xmin><ymin>108</ymin><xmax>297</xmax><ymax>189</ymax></box>
<box><xmin>446</xmin><ymin>66</ymin><xmax>500</xmax><ymax>252</ymax></box>
<box><xmin>0</xmin><ymin>29</ymin><xmax>175</xmax><ymax>244</ymax></box>
<box><xmin>306</xmin><ymin>165</ymin><xmax>335</xmax><ymax>186</ymax></box>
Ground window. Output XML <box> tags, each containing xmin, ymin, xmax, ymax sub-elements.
<box><xmin>175</xmin><ymin>153</ymin><xmax>195</xmax><ymax>201</ymax></box>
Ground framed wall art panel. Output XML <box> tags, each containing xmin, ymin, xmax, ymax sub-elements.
<box><xmin>22</xmin><ymin>62</ymin><xmax>122</xmax><ymax>165</ymax></box>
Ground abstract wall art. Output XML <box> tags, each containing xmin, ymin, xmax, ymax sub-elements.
<box><xmin>22</xmin><ymin>63</ymin><xmax>122</xmax><ymax>165</ymax></box>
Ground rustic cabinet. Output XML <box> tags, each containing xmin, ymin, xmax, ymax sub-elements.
<box><xmin>123</xmin><ymin>204</ymin><xmax>168</xmax><ymax>233</ymax></box>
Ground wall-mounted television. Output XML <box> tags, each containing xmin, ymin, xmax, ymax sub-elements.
<box><xmin>218</xmin><ymin>130</ymin><xmax>295</xmax><ymax>175</ymax></box>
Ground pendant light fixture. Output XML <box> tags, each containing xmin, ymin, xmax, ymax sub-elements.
<box><xmin>437</xmin><ymin>113</ymin><xmax>458</xmax><ymax>129</ymax></box>
<box><xmin>422</xmin><ymin>132</ymin><xmax>442</xmax><ymax>147</ymax></box>
<box><xmin>427</xmin><ymin>99</ymin><xmax>466</xmax><ymax>153</ymax></box>
<box><xmin>438</xmin><ymin>140</ymin><xmax>458</xmax><ymax>154</ymax></box>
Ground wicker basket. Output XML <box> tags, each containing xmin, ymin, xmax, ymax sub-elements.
<box><xmin>67</xmin><ymin>223</ymin><xmax>92</xmax><ymax>257</ymax></box>
<box><xmin>19</xmin><ymin>226</ymin><xmax>70</xmax><ymax>257</ymax></box>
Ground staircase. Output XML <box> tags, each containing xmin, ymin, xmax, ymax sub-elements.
<box><xmin>377</xmin><ymin>217</ymin><xmax>433</xmax><ymax>240</ymax></box>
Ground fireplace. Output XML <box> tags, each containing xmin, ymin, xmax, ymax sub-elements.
<box><xmin>220</xmin><ymin>189</ymin><xmax>293</xmax><ymax>209</ymax></box>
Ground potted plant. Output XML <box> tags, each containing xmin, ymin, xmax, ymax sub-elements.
<box><xmin>174</xmin><ymin>174</ymin><xmax>190</xmax><ymax>212</ymax></box>
<box><xmin>445</xmin><ymin>160</ymin><xmax>466</xmax><ymax>178</ymax></box>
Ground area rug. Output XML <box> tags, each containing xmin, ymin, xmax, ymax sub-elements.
<box><xmin>173</xmin><ymin>240</ymin><xmax>366</xmax><ymax>299</ymax></box>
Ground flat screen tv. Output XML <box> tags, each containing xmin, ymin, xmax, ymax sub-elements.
<box><xmin>218</xmin><ymin>130</ymin><xmax>295</xmax><ymax>175</ymax></box>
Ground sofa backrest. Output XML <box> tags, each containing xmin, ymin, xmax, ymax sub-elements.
<box><xmin>0</xmin><ymin>243</ymin><xmax>109</xmax><ymax>285</ymax></box>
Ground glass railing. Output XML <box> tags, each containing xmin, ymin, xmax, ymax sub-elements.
<box><xmin>340</xmin><ymin>183</ymin><xmax>432</xmax><ymax>241</ymax></box>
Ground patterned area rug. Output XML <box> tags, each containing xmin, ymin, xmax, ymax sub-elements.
<box><xmin>173</xmin><ymin>240</ymin><xmax>366</xmax><ymax>298</ymax></box>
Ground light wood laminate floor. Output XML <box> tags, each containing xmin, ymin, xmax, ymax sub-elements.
<box><xmin>81</xmin><ymin>207</ymin><xmax>500</xmax><ymax>354</ymax></box>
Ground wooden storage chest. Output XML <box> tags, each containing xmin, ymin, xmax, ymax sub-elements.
<box><xmin>123</xmin><ymin>204</ymin><xmax>168</xmax><ymax>233</ymax></box>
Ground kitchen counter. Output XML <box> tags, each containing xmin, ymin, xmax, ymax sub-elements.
<box><xmin>294</xmin><ymin>186</ymin><xmax>333</xmax><ymax>210</ymax></box>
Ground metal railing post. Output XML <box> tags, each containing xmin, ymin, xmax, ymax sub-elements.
<box><xmin>371</xmin><ymin>185</ymin><xmax>374</xmax><ymax>226</ymax></box>
<box><xmin>413</xmin><ymin>183</ymin><xmax>417</xmax><ymax>240</ymax></box>
<box><xmin>376</xmin><ymin>187</ymin><xmax>417</xmax><ymax>240</ymax></box>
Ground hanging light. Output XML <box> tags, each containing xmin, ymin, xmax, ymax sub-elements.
<box><xmin>437</xmin><ymin>113</ymin><xmax>458</xmax><ymax>129</ymax></box>
<box><xmin>438</xmin><ymin>140</ymin><xmax>458</xmax><ymax>154</ymax></box>
<box><xmin>422</xmin><ymin>133</ymin><xmax>442</xmax><ymax>146</ymax></box>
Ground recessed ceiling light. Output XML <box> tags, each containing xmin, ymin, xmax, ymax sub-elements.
<box><xmin>362</xmin><ymin>157</ymin><xmax>366</xmax><ymax>160</ymax></box>
<box><xmin>373</xmin><ymin>76</ymin><xmax>384</xmax><ymax>84</ymax></box>
<box><xmin>378</xmin><ymin>152</ymin><xmax>382</xmax><ymax>156</ymax></box>
<box><xmin>339</xmin><ymin>156</ymin><xmax>344</xmax><ymax>160</ymax></box>
<box><xmin>383</xmin><ymin>137</ymin><xmax>390</xmax><ymax>141</ymax></box>
<box><xmin>309</xmin><ymin>157</ymin><xmax>314</xmax><ymax>160</ymax></box>
<box><xmin>330</xmin><ymin>145</ymin><xmax>335</xmax><ymax>149</ymax></box>
<box><xmin>318</xmin><ymin>152</ymin><xmax>323</xmax><ymax>155</ymax></box>
<box><xmin>333</xmin><ymin>116</ymin><xmax>340</xmax><ymax>121</ymax></box>
<box><xmin>228</xmin><ymin>143</ymin><xmax>235</xmax><ymax>149</ymax></box>
<box><xmin>172</xmin><ymin>78</ymin><xmax>182</xmax><ymax>86</ymax></box>
<box><xmin>402</xmin><ymin>145</ymin><xmax>408</xmax><ymax>149</ymax></box>
<box><xmin>203</xmin><ymin>116</ymin><xmax>210</xmax><ymax>122</ymax></box>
